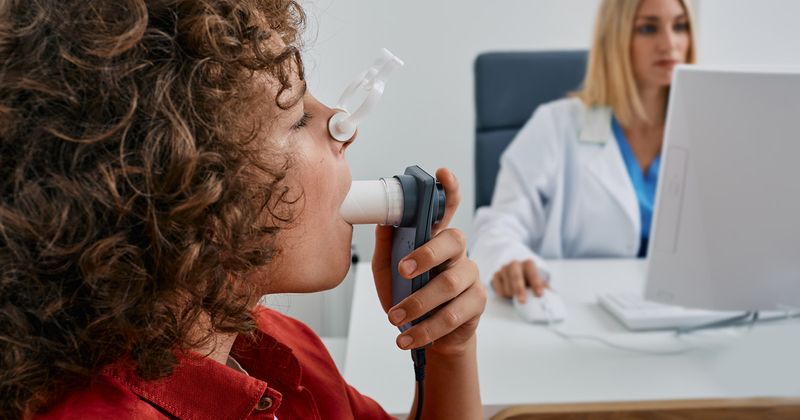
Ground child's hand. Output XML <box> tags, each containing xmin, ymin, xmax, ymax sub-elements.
<box><xmin>372</xmin><ymin>168</ymin><xmax>486</xmax><ymax>356</ymax></box>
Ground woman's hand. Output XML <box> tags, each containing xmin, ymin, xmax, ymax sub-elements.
<box><xmin>491</xmin><ymin>259</ymin><xmax>548</xmax><ymax>303</ymax></box>
<box><xmin>372</xmin><ymin>168</ymin><xmax>486</xmax><ymax>356</ymax></box>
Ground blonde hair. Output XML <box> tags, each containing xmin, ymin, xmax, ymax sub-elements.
<box><xmin>574</xmin><ymin>0</ymin><xmax>697</xmax><ymax>126</ymax></box>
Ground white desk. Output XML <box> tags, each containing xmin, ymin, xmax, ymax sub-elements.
<box><xmin>343</xmin><ymin>259</ymin><xmax>800</xmax><ymax>417</ymax></box>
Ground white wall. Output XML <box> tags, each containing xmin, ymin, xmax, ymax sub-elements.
<box><xmin>301</xmin><ymin>0</ymin><xmax>601</xmax><ymax>262</ymax></box>
<box><xmin>277</xmin><ymin>1</ymin><xmax>800</xmax><ymax>337</ymax></box>
<box><xmin>300</xmin><ymin>0</ymin><xmax>800</xmax><ymax>264</ymax></box>
<box><xmin>697</xmin><ymin>0</ymin><xmax>800</xmax><ymax>67</ymax></box>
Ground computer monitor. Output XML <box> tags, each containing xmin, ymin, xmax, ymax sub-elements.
<box><xmin>645</xmin><ymin>66</ymin><xmax>800</xmax><ymax>312</ymax></box>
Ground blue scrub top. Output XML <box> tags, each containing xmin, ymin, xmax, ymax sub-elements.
<box><xmin>611</xmin><ymin>117</ymin><xmax>660</xmax><ymax>258</ymax></box>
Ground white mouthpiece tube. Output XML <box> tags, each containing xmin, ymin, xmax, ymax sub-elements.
<box><xmin>340</xmin><ymin>179</ymin><xmax>404</xmax><ymax>225</ymax></box>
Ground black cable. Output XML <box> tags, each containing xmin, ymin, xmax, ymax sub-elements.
<box><xmin>546</xmin><ymin>309</ymin><xmax>800</xmax><ymax>356</ymax></box>
<box><xmin>676</xmin><ymin>311</ymin><xmax>755</xmax><ymax>335</ymax></box>
<box><xmin>412</xmin><ymin>348</ymin><xmax>426</xmax><ymax>420</ymax></box>
<box><xmin>414</xmin><ymin>378</ymin><xmax>424</xmax><ymax>420</ymax></box>
<box><xmin>745</xmin><ymin>310</ymin><xmax>800</xmax><ymax>325</ymax></box>
<box><xmin>748</xmin><ymin>311</ymin><xmax>760</xmax><ymax>331</ymax></box>
<box><xmin>676</xmin><ymin>308</ymin><xmax>800</xmax><ymax>335</ymax></box>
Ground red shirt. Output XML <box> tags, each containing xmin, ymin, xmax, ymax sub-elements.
<box><xmin>38</xmin><ymin>307</ymin><xmax>393</xmax><ymax>420</ymax></box>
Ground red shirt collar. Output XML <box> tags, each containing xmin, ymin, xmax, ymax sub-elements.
<box><xmin>102</xmin><ymin>309</ymin><xmax>302</xmax><ymax>419</ymax></box>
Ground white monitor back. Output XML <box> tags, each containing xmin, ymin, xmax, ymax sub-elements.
<box><xmin>646</xmin><ymin>66</ymin><xmax>800</xmax><ymax>311</ymax></box>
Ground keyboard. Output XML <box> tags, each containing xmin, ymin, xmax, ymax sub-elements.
<box><xmin>598</xmin><ymin>293</ymin><xmax>743</xmax><ymax>331</ymax></box>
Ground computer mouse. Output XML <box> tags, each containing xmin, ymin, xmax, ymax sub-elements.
<box><xmin>513</xmin><ymin>289</ymin><xmax>567</xmax><ymax>324</ymax></box>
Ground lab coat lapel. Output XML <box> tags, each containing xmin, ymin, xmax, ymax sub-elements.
<box><xmin>579</xmin><ymin>106</ymin><xmax>640</xmax><ymax>231</ymax></box>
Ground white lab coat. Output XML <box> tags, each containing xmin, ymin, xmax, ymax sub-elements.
<box><xmin>470</xmin><ymin>97</ymin><xmax>641</xmax><ymax>284</ymax></box>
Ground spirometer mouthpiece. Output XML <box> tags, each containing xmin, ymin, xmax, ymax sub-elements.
<box><xmin>328</xmin><ymin>48</ymin><xmax>404</xmax><ymax>142</ymax></box>
<box><xmin>341</xmin><ymin>168</ymin><xmax>446</xmax><ymax>227</ymax></box>
<box><xmin>340</xmin><ymin>179</ymin><xmax>404</xmax><ymax>226</ymax></box>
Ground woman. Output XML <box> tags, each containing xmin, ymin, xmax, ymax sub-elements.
<box><xmin>471</xmin><ymin>0</ymin><xmax>696</xmax><ymax>302</ymax></box>
<box><xmin>0</xmin><ymin>1</ymin><xmax>485</xmax><ymax>418</ymax></box>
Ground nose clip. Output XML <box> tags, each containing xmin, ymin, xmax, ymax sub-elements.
<box><xmin>328</xmin><ymin>48</ymin><xmax>404</xmax><ymax>142</ymax></box>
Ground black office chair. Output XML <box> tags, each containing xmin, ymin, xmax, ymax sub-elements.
<box><xmin>473</xmin><ymin>51</ymin><xmax>588</xmax><ymax>210</ymax></box>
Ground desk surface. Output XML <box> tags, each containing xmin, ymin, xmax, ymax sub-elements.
<box><xmin>343</xmin><ymin>259</ymin><xmax>800</xmax><ymax>417</ymax></box>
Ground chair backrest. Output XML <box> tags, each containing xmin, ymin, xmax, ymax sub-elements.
<box><xmin>474</xmin><ymin>51</ymin><xmax>587</xmax><ymax>209</ymax></box>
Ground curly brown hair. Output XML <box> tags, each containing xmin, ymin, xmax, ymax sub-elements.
<box><xmin>0</xmin><ymin>0</ymin><xmax>306</xmax><ymax>417</ymax></box>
